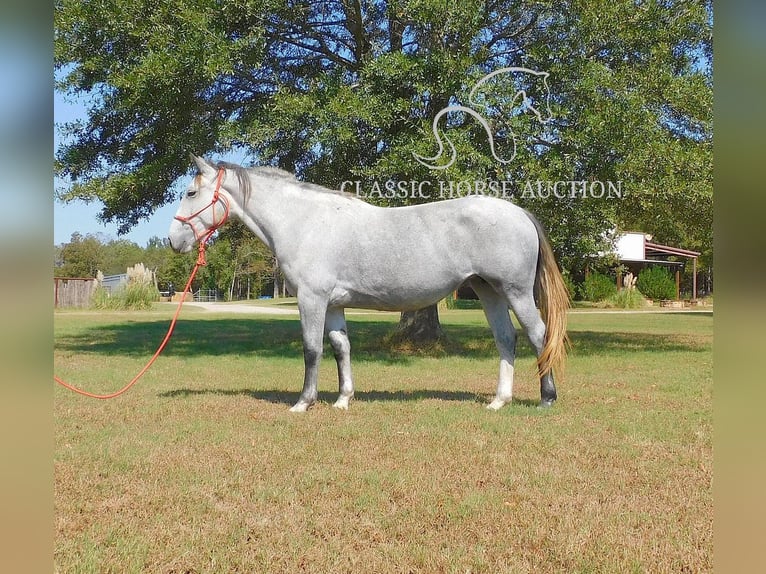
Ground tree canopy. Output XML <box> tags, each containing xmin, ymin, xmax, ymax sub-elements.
<box><xmin>55</xmin><ymin>0</ymin><xmax>713</xmax><ymax>272</ymax></box>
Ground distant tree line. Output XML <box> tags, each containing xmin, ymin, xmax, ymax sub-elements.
<box><xmin>54</xmin><ymin>221</ymin><xmax>279</xmax><ymax>300</ymax></box>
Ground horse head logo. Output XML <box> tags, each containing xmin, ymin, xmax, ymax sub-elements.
<box><xmin>413</xmin><ymin>67</ymin><xmax>552</xmax><ymax>170</ymax></box>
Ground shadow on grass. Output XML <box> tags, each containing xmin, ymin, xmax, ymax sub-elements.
<box><xmin>55</xmin><ymin>316</ymin><xmax>710</xmax><ymax>363</ymax></box>
<box><xmin>159</xmin><ymin>387</ymin><xmax>482</xmax><ymax>404</ymax></box>
<box><xmin>157</xmin><ymin>387</ymin><xmax>542</xmax><ymax>408</ymax></box>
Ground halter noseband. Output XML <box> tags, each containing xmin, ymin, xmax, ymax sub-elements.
<box><xmin>174</xmin><ymin>167</ymin><xmax>230</xmax><ymax>250</ymax></box>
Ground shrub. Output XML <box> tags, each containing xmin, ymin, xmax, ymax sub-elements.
<box><xmin>90</xmin><ymin>286</ymin><xmax>113</xmax><ymax>309</ymax></box>
<box><xmin>444</xmin><ymin>293</ymin><xmax>482</xmax><ymax>310</ymax></box>
<box><xmin>91</xmin><ymin>283</ymin><xmax>159</xmax><ymax>310</ymax></box>
<box><xmin>637</xmin><ymin>266</ymin><xmax>677</xmax><ymax>300</ymax></box>
<box><xmin>562</xmin><ymin>272</ymin><xmax>577</xmax><ymax>301</ymax></box>
<box><xmin>122</xmin><ymin>282</ymin><xmax>159</xmax><ymax>310</ymax></box>
<box><xmin>579</xmin><ymin>272</ymin><xmax>617</xmax><ymax>302</ymax></box>
<box><xmin>609</xmin><ymin>288</ymin><xmax>647</xmax><ymax>309</ymax></box>
<box><xmin>91</xmin><ymin>262</ymin><xmax>160</xmax><ymax>310</ymax></box>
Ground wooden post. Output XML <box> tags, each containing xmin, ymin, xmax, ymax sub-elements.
<box><xmin>692</xmin><ymin>257</ymin><xmax>698</xmax><ymax>300</ymax></box>
<box><xmin>616</xmin><ymin>268</ymin><xmax>622</xmax><ymax>292</ymax></box>
<box><xmin>675</xmin><ymin>269</ymin><xmax>681</xmax><ymax>300</ymax></box>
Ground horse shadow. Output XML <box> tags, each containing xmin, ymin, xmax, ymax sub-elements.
<box><xmin>157</xmin><ymin>386</ymin><xmax>542</xmax><ymax>408</ymax></box>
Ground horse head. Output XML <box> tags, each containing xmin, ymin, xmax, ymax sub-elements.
<box><xmin>168</xmin><ymin>155</ymin><xmax>230</xmax><ymax>254</ymax></box>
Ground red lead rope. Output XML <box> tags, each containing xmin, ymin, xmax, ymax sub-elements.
<box><xmin>54</xmin><ymin>169</ymin><xmax>228</xmax><ymax>399</ymax></box>
<box><xmin>54</xmin><ymin>253</ymin><xmax>204</xmax><ymax>399</ymax></box>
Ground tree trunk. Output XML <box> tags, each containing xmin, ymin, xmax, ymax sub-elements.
<box><xmin>395</xmin><ymin>304</ymin><xmax>444</xmax><ymax>344</ymax></box>
<box><xmin>229</xmin><ymin>258</ymin><xmax>237</xmax><ymax>301</ymax></box>
<box><xmin>273</xmin><ymin>257</ymin><xmax>281</xmax><ymax>299</ymax></box>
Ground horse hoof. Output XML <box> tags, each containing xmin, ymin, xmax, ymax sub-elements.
<box><xmin>486</xmin><ymin>398</ymin><xmax>508</xmax><ymax>411</ymax></box>
<box><xmin>332</xmin><ymin>401</ymin><xmax>350</xmax><ymax>410</ymax></box>
<box><xmin>289</xmin><ymin>402</ymin><xmax>311</xmax><ymax>413</ymax></box>
<box><xmin>538</xmin><ymin>399</ymin><xmax>555</xmax><ymax>409</ymax></box>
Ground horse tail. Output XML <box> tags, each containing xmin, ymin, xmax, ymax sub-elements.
<box><xmin>525</xmin><ymin>210</ymin><xmax>570</xmax><ymax>380</ymax></box>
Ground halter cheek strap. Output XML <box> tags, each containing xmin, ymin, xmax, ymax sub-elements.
<box><xmin>174</xmin><ymin>168</ymin><xmax>230</xmax><ymax>263</ymax></box>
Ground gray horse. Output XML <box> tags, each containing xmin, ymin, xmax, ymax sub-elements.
<box><xmin>169</xmin><ymin>156</ymin><xmax>569</xmax><ymax>412</ymax></box>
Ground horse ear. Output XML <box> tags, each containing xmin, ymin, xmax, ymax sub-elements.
<box><xmin>190</xmin><ymin>154</ymin><xmax>216</xmax><ymax>177</ymax></box>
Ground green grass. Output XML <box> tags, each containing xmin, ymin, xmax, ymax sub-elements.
<box><xmin>55</xmin><ymin>306</ymin><xmax>712</xmax><ymax>573</ymax></box>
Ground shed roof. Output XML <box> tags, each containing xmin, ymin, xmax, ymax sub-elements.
<box><xmin>614</xmin><ymin>232</ymin><xmax>700</xmax><ymax>261</ymax></box>
<box><xmin>644</xmin><ymin>241</ymin><xmax>700</xmax><ymax>259</ymax></box>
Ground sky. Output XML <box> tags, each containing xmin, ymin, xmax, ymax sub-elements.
<box><xmin>54</xmin><ymin>92</ymin><xmax>181</xmax><ymax>246</ymax></box>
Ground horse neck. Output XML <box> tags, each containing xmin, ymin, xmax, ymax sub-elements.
<box><xmin>232</xmin><ymin>173</ymin><xmax>319</xmax><ymax>256</ymax></box>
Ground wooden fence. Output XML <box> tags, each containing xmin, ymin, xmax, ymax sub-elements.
<box><xmin>54</xmin><ymin>277</ymin><xmax>98</xmax><ymax>308</ymax></box>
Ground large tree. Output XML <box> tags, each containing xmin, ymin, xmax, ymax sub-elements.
<box><xmin>56</xmin><ymin>0</ymin><xmax>712</xmax><ymax>335</ymax></box>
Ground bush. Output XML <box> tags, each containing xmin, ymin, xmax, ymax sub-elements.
<box><xmin>609</xmin><ymin>288</ymin><xmax>647</xmax><ymax>309</ymax></box>
<box><xmin>637</xmin><ymin>266</ymin><xmax>677</xmax><ymax>300</ymax></box>
<box><xmin>91</xmin><ymin>283</ymin><xmax>159</xmax><ymax>310</ymax></box>
<box><xmin>90</xmin><ymin>262</ymin><xmax>160</xmax><ymax>310</ymax></box>
<box><xmin>579</xmin><ymin>272</ymin><xmax>617</xmax><ymax>302</ymax></box>
<box><xmin>90</xmin><ymin>286</ymin><xmax>113</xmax><ymax>309</ymax></box>
<box><xmin>444</xmin><ymin>293</ymin><xmax>483</xmax><ymax>310</ymax></box>
<box><xmin>562</xmin><ymin>272</ymin><xmax>577</xmax><ymax>301</ymax></box>
<box><xmin>122</xmin><ymin>282</ymin><xmax>159</xmax><ymax>310</ymax></box>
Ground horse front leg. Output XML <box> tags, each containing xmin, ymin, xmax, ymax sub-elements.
<box><xmin>290</xmin><ymin>296</ymin><xmax>328</xmax><ymax>412</ymax></box>
<box><xmin>326</xmin><ymin>307</ymin><xmax>354</xmax><ymax>410</ymax></box>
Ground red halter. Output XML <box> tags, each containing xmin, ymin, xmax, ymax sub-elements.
<box><xmin>174</xmin><ymin>168</ymin><xmax>230</xmax><ymax>263</ymax></box>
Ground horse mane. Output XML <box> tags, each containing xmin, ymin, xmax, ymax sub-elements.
<box><xmin>209</xmin><ymin>159</ymin><xmax>358</xmax><ymax>201</ymax></box>
<box><xmin>212</xmin><ymin>161</ymin><xmax>253</xmax><ymax>204</ymax></box>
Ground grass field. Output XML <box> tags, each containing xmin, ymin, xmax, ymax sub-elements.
<box><xmin>54</xmin><ymin>305</ymin><xmax>712</xmax><ymax>573</ymax></box>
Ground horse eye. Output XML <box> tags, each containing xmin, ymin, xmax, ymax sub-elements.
<box><xmin>187</xmin><ymin>190</ymin><xmax>198</xmax><ymax>198</ymax></box>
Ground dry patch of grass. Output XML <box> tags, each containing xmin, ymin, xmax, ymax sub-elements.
<box><xmin>55</xmin><ymin>308</ymin><xmax>712</xmax><ymax>573</ymax></box>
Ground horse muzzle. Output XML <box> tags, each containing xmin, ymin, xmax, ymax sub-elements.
<box><xmin>168</xmin><ymin>220</ymin><xmax>195</xmax><ymax>254</ymax></box>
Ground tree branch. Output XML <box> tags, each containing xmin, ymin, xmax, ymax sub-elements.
<box><xmin>270</xmin><ymin>34</ymin><xmax>357</xmax><ymax>70</ymax></box>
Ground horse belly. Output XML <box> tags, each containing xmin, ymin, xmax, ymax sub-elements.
<box><xmin>329</xmin><ymin>256</ymin><xmax>467</xmax><ymax>311</ymax></box>
<box><xmin>329</xmin><ymin>283</ymin><xmax>460</xmax><ymax>311</ymax></box>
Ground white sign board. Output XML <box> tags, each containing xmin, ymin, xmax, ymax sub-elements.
<box><xmin>615</xmin><ymin>233</ymin><xmax>645</xmax><ymax>260</ymax></box>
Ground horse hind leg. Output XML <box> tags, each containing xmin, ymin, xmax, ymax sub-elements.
<box><xmin>470</xmin><ymin>278</ymin><xmax>517</xmax><ymax>410</ymax></box>
<box><xmin>507</xmin><ymin>292</ymin><xmax>557</xmax><ymax>407</ymax></box>
<box><xmin>326</xmin><ymin>307</ymin><xmax>354</xmax><ymax>410</ymax></box>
